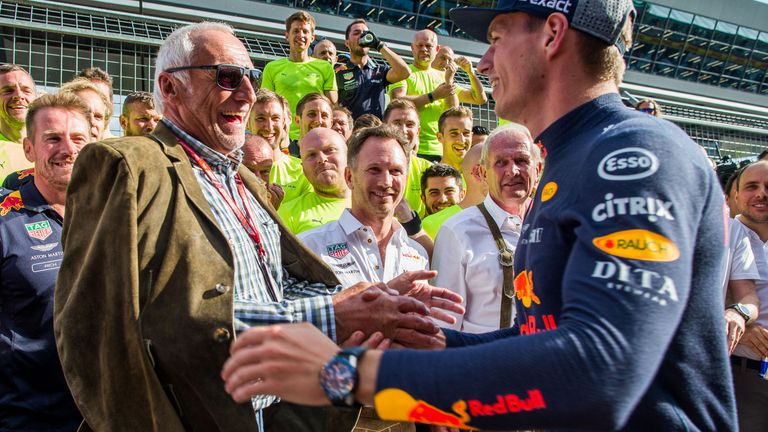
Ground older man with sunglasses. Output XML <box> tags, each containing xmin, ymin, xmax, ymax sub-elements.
<box><xmin>54</xmin><ymin>22</ymin><xmax>455</xmax><ymax>432</ymax></box>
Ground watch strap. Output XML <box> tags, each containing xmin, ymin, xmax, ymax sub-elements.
<box><xmin>322</xmin><ymin>347</ymin><xmax>366</xmax><ymax>407</ymax></box>
<box><xmin>726</xmin><ymin>303</ymin><xmax>751</xmax><ymax>323</ymax></box>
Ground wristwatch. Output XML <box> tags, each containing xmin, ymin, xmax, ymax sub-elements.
<box><xmin>320</xmin><ymin>347</ymin><xmax>366</xmax><ymax>407</ymax></box>
<box><xmin>726</xmin><ymin>303</ymin><xmax>752</xmax><ymax>323</ymax></box>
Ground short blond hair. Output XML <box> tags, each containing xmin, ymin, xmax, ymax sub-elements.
<box><xmin>60</xmin><ymin>78</ymin><xmax>113</xmax><ymax>121</ymax></box>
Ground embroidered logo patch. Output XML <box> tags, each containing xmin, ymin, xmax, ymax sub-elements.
<box><xmin>540</xmin><ymin>182</ymin><xmax>557</xmax><ymax>202</ymax></box>
<box><xmin>25</xmin><ymin>220</ymin><xmax>53</xmax><ymax>240</ymax></box>
<box><xmin>0</xmin><ymin>191</ymin><xmax>24</xmax><ymax>216</ymax></box>
<box><xmin>593</xmin><ymin>229</ymin><xmax>679</xmax><ymax>262</ymax></box>
<box><xmin>326</xmin><ymin>242</ymin><xmax>350</xmax><ymax>259</ymax></box>
<box><xmin>31</xmin><ymin>242</ymin><xmax>59</xmax><ymax>252</ymax></box>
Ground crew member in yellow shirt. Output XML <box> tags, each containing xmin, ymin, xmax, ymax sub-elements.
<box><xmin>262</xmin><ymin>11</ymin><xmax>338</xmax><ymax>142</ymax></box>
<box><xmin>278</xmin><ymin>127</ymin><xmax>350</xmax><ymax>234</ymax></box>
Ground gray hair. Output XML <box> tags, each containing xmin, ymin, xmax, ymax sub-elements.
<box><xmin>153</xmin><ymin>21</ymin><xmax>235</xmax><ymax>113</ymax></box>
<box><xmin>480</xmin><ymin>122</ymin><xmax>541</xmax><ymax>166</ymax></box>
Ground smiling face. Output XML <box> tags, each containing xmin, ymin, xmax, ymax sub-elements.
<box><xmin>159</xmin><ymin>29</ymin><xmax>257</xmax><ymax>154</ymax></box>
<box><xmin>300</xmin><ymin>128</ymin><xmax>347</xmax><ymax>197</ymax></box>
<box><xmin>75</xmin><ymin>89</ymin><xmax>108</xmax><ymax>141</ymax></box>
<box><xmin>736</xmin><ymin>161</ymin><xmax>768</xmax><ymax>226</ymax></box>
<box><xmin>347</xmin><ymin>136</ymin><xmax>408</xmax><ymax>221</ymax></box>
<box><xmin>422</xmin><ymin>175</ymin><xmax>464</xmax><ymax>215</ymax></box>
<box><xmin>0</xmin><ymin>70</ymin><xmax>36</xmax><ymax>130</ymax></box>
<box><xmin>296</xmin><ymin>98</ymin><xmax>332</xmax><ymax>138</ymax></box>
<box><xmin>24</xmin><ymin>107</ymin><xmax>90</xmax><ymax>192</ymax></box>
<box><xmin>385</xmin><ymin>107</ymin><xmax>420</xmax><ymax>151</ymax></box>
<box><xmin>287</xmin><ymin>20</ymin><xmax>314</xmax><ymax>54</ymax></box>
<box><xmin>250</xmin><ymin>100</ymin><xmax>286</xmax><ymax>150</ymax></box>
<box><xmin>438</xmin><ymin>115</ymin><xmax>472</xmax><ymax>168</ymax></box>
<box><xmin>477</xmin><ymin>13</ymin><xmax>544</xmax><ymax>123</ymax></box>
<box><xmin>484</xmin><ymin>129</ymin><xmax>539</xmax><ymax>207</ymax></box>
<box><xmin>331</xmin><ymin>109</ymin><xmax>352</xmax><ymax>140</ymax></box>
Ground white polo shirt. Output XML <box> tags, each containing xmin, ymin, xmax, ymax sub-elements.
<box><xmin>432</xmin><ymin>195</ymin><xmax>522</xmax><ymax>334</ymax></box>
<box><xmin>732</xmin><ymin>216</ymin><xmax>768</xmax><ymax>360</ymax></box>
<box><xmin>723</xmin><ymin>217</ymin><xmax>759</xmax><ymax>296</ymax></box>
<box><xmin>298</xmin><ymin>209</ymin><xmax>428</xmax><ymax>288</ymax></box>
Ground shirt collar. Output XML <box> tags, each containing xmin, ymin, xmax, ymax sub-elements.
<box><xmin>345</xmin><ymin>56</ymin><xmax>376</xmax><ymax>70</ymax></box>
<box><xmin>536</xmin><ymin>93</ymin><xmax>623</xmax><ymax>155</ymax></box>
<box><xmin>338</xmin><ymin>208</ymin><xmax>405</xmax><ymax>238</ymax></box>
<box><xmin>483</xmin><ymin>195</ymin><xmax>522</xmax><ymax>230</ymax></box>
<box><xmin>162</xmin><ymin>118</ymin><xmax>243</xmax><ymax>175</ymax></box>
<box><xmin>736</xmin><ymin>215</ymin><xmax>768</xmax><ymax>245</ymax></box>
<box><xmin>18</xmin><ymin>180</ymin><xmax>53</xmax><ymax>213</ymax></box>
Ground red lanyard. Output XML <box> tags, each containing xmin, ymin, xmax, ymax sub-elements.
<box><xmin>177</xmin><ymin>138</ymin><xmax>266</xmax><ymax>258</ymax></box>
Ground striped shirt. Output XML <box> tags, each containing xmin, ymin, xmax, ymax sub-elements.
<box><xmin>164</xmin><ymin>119</ymin><xmax>341</xmax><ymax>410</ymax></box>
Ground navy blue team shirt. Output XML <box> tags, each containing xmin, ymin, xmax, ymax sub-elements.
<box><xmin>0</xmin><ymin>181</ymin><xmax>81</xmax><ymax>431</ymax></box>
<box><xmin>336</xmin><ymin>57</ymin><xmax>392</xmax><ymax>120</ymax></box>
<box><xmin>373</xmin><ymin>93</ymin><xmax>736</xmax><ymax>431</ymax></box>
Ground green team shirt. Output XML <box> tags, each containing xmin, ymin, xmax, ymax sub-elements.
<box><xmin>422</xmin><ymin>204</ymin><xmax>462</xmax><ymax>239</ymax></box>
<box><xmin>0</xmin><ymin>137</ymin><xmax>30</xmax><ymax>181</ymax></box>
<box><xmin>269</xmin><ymin>154</ymin><xmax>311</xmax><ymax>203</ymax></box>
<box><xmin>277</xmin><ymin>191</ymin><xmax>350</xmax><ymax>234</ymax></box>
<box><xmin>404</xmin><ymin>156</ymin><xmax>433</xmax><ymax>218</ymax></box>
<box><xmin>262</xmin><ymin>58</ymin><xmax>338</xmax><ymax>140</ymax></box>
<box><xmin>389</xmin><ymin>64</ymin><xmax>451</xmax><ymax>157</ymax></box>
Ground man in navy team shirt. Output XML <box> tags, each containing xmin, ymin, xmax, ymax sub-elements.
<box><xmin>0</xmin><ymin>92</ymin><xmax>91</xmax><ymax>431</ymax></box>
<box><xmin>222</xmin><ymin>1</ymin><xmax>737</xmax><ymax>430</ymax></box>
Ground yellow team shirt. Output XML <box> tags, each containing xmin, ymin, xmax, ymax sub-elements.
<box><xmin>423</xmin><ymin>204</ymin><xmax>462</xmax><ymax>239</ymax></box>
<box><xmin>269</xmin><ymin>154</ymin><xmax>311</xmax><ymax>203</ymax></box>
<box><xmin>389</xmin><ymin>64</ymin><xmax>452</xmax><ymax>157</ymax></box>
<box><xmin>0</xmin><ymin>136</ymin><xmax>31</xmax><ymax>182</ymax></box>
<box><xmin>262</xmin><ymin>58</ymin><xmax>338</xmax><ymax>140</ymax></box>
<box><xmin>277</xmin><ymin>191</ymin><xmax>350</xmax><ymax>234</ymax></box>
<box><xmin>404</xmin><ymin>156</ymin><xmax>433</xmax><ymax>218</ymax></box>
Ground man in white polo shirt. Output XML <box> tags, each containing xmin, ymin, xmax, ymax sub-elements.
<box><xmin>432</xmin><ymin>123</ymin><xmax>541</xmax><ymax>333</ymax></box>
<box><xmin>300</xmin><ymin>124</ymin><xmax>429</xmax><ymax>288</ymax></box>
<box><xmin>729</xmin><ymin>160</ymin><xmax>768</xmax><ymax>432</ymax></box>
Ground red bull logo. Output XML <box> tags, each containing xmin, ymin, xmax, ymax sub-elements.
<box><xmin>0</xmin><ymin>191</ymin><xmax>24</xmax><ymax>216</ymax></box>
<box><xmin>17</xmin><ymin>167</ymin><xmax>35</xmax><ymax>180</ymax></box>
<box><xmin>468</xmin><ymin>390</ymin><xmax>547</xmax><ymax>416</ymax></box>
<box><xmin>375</xmin><ymin>388</ymin><xmax>476</xmax><ymax>429</ymax></box>
<box><xmin>514</xmin><ymin>270</ymin><xmax>540</xmax><ymax>308</ymax></box>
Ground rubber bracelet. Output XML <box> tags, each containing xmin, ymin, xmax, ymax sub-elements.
<box><xmin>427</xmin><ymin>92</ymin><xmax>434</xmax><ymax>103</ymax></box>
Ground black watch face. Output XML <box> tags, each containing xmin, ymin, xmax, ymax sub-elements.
<box><xmin>321</xmin><ymin>357</ymin><xmax>356</xmax><ymax>402</ymax></box>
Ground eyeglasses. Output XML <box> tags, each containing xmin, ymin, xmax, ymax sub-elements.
<box><xmin>639</xmin><ymin>107</ymin><xmax>656</xmax><ymax>114</ymax></box>
<box><xmin>165</xmin><ymin>64</ymin><xmax>262</xmax><ymax>91</ymax></box>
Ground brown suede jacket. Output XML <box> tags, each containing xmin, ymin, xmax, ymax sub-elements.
<box><xmin>54</xmin><ymin>122</ymin><xmax>349</xmax><ymax>431</ymax></box>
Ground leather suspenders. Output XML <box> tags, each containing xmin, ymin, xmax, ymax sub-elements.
<box><xmin>477</xmin><ymin>203</ymin><xmax>516</xmax><ymax>329</ymax></box>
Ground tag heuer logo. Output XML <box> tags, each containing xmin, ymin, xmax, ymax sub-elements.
<box><xmin>326</xmin><ymin>242</ymin><xmax>349</xmax><ymax>259</ymax></box>
<box><xmin>343</xmin><ymin>72</ymin><xmax>354</xmax><ymax>80</ymax></box>
<box><xmin>25</xmin><ymin>220</ymin><xmax>52</xmax><ymax>240</ymax></box>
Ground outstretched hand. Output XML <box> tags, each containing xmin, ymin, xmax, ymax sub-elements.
<box><xmin>222</xmin><ymin>323</ymin><xmax>338</xmax><ymax>405</ymax></box>
<box><xmin>387</xmin><ymin>270</ymin><xmax>464</xmax><ymax>326</ymax></box>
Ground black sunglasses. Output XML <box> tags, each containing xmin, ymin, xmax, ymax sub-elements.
<box><xmin>165</xmin><ymin>64</ymin><xmax>262</xmax><ymax>91</ymax></box>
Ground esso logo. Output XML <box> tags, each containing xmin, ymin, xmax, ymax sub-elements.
<box><xmin>597</xmin><ymin>147</ymin><xmax>659</xmax><ymax>181</ymax></box>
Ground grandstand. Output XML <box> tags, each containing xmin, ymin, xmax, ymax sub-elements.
<box><xmin>1</xmin><ymin>0</ymin><xmax>765</xmax><ymax>159</ymax></box>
